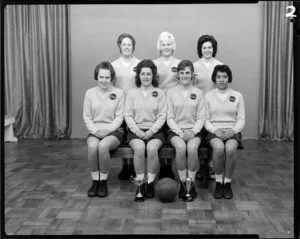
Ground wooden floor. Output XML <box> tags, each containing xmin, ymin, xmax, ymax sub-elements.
<box><xmin>4</xmin><ymin>139</ymin><xmax>294</xmax><ymax>237</ymax></box>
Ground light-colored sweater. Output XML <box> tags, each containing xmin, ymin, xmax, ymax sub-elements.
<box><xmin>193</xmin><ymin>58</ymin><xmax>223</xmax><ymax>94</ymax></box>
<box><xmin>153</xmin><ymin>56</ymin><xmax>181</xmax><ymax>92</ymax></box>
<box><xmin>111</xmin><ymin>56</ymin><xmax>140</xmax><ymax>94</ymax></box>
<box><xmin>83</xmin><ymin>86</ymin><xmax>125</xmax><ymax>134</ymax></box>
<box><xmin>167</xmin><ymin>85</ymin><xmax>206</xmax><ymax>135</ymax></box>
<box><xmin>125</xmin><ymin>87</ymin><xmax>167</xmax><ymax>134</ymax></box>
<box><xmin>204</xmin><ymin>88</ymin><xmax>245</xmax><ymax>133</ymax></box>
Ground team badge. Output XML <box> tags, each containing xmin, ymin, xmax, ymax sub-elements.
<box><xmin>152</xmin><ymin>91</ymin><xmax>158</xmax><ymax>97</ymax></box>
<box><xmin>110</xmin><ymin>93</ymin><xmax>117</xmax><ymax>100</ymax></box>
<box><xmin>229</xmin><ymin>96</ymin><xmax>236</xmax><ymax>102</ymax></box>
<box><xmin>171</xmin><ymin>67</ymin><xmax>177</xmax><ymax>72</ymax></box>
<box><xmin>190</xmin><ymin>93</ymin><xmax>197</xmax><ymax>100</ymax></box>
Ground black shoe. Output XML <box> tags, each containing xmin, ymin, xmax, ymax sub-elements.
<box><xmin>97</xmin><ymin>180</ymin><xmax>108</xmax><ymax>197</ymax></box>
<box><xmin>223</xmin><ymin>182</ymin><xmax>233</xmax><ymax>199</ymax></box>
<box><xmin>146</xmin><ymin>182</ymin><xmax>155</xmax><ymax>198</ymax></box>
<box><xmin>179</xmin><ymin>181</ymin><xmax>186</xmax><ymax>198</ymax></box>
<box><xmin>118</xmin><ymin>164</ymin><xmax>131</xmax><ymax>181</ymax></box>
<box><xmin>135</xmin><ymin>183</ymin><xmax>145</xmax><ymax>202</ymax></box>
<box><xmin>190</xmin><ymin>184</ymin><xmax>197</xmax><ymax>199</ymax></box>
<box><xmin>87</xmin><ymin>180</ymin><xmax>99</xmax><ymax>197</ymax></box>
<box><xmin>214</xmin><ymin>182</ymin><xmax>224</xmax><ymax>199</ymax></box>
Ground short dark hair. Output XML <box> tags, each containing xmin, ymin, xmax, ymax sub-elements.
<box><xmin>94</xmin><ymin>61</ymin><xmax>115</xmax><ymax>81</ymax></box>
<box><xmin>177</xmin><ymin>60</ymin><xmax>194</xmax><ymax>73</ymax></box>
<box><xmin>135</xmin><ymin>60</ymin><xmax>158</xmax><ymax>87</ymax></box>
<box><xmin>197</xmin><ymin>35</ymin><xmax>218</xmax><ymax>58</ymax></box>
<box><xmin>117</xmin><ymin>33</ymin><xmax>136</xmax><ymax>53</ymax></box>
<box><xmin>211</xmin><ymin>64</ymin><xmax>232</xmax><ymax>83</ymax></box>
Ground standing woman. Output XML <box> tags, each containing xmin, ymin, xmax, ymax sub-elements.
<box><xmin>193</xmin><ymin>34</ymin><xmax>223</xmax><ymax>180</ymax></box>
<box><xmin>83</xmin><ymin>61</ymin><xmax>125</xmax><ymax>197</ymax></box>
<box><xmin>167</xmin><ymin>60</ymin><xmax>206</xmax><ymax>199</ymax></box>
<box><xmin>153</xmin><ymin>31</ymin><xmax>181</xmax><ymax>178</ymax></box>
<box><xmin>125</xmin><ymin>60</ymin><xmax>167</xmax><ymax>201</ymax></box>
<box><xmin>205</xmin><ymin>64</ymin><xmax>245</xmax><ymax>199</ymax></box>
<box><xmin>112</xmin><ymin>33</ymin><xmax>141</xmax><ymax>180</ymax></box>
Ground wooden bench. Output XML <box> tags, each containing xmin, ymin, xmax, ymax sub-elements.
<box><xmin>110</xmin><ymin>143</ymin><xmax>211</xmax><ymax>188</ymax></box>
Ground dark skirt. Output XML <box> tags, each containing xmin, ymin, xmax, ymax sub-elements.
<box><xmin>87</xmin><ymin>128</ymin><xmax>124</xmax><ymax>144</ymax></box>
<box><xmin>206</xmin><ymin>131</ymin><xmax>244</xmax><ymax>149</ymax></box>
<box><xmin>167</xmin><ymin>127</ymin><xmax>207</xmax><ymax>144</ymax></box>
<box><xmin>127</xmin><ymin>128</ymin><xmax>165</xmax><ymax>144</ymax></box>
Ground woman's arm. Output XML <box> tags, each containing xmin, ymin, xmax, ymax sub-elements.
<box><xmin>83</xmin><ymin>92</ymin><xmax>98</xmax><ymax>134</ymax></box>
<box><xmin>149</xmin><ymin>91</ymin><xmax>167</xmax><ymax>134</ymax></box>
<box><xmin>108</xmin><ymin>91</ymin><xmax>125</xmax><ymax>132</ymax></box>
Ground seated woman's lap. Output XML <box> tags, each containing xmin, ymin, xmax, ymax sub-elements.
<box><xmin>87</xmin><ymin>134</ymin><xmax>121</xmax><ymax>151</ymax></box>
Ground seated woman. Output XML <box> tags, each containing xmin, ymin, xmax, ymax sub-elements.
<box><xmin>166</xmin><ymin>60</ymin><xmax>206</xmax><ymax>199</ymax></box>
<box><xmin>205</xmin><ymin>64</ymin><xmax>245</xmax><ymax>199</ymax></box>
<box><xmin>125</xmin><ymin>59</ymin><xmax>167</xmax><ymax>201</ymax></box>
<box><xmin>83</xmin><ymin>61</ymin><xmax>125</xmax><ymax>198</ymax></box>
<box><xmin>153</xmin><ymin>31</ymin><xmax>181</xmax><ymax>179</ymax></box>
<box><xmin>193</xmin><ymin>34</ymin><xmax>223</xmax><ymax>181</ymax></box>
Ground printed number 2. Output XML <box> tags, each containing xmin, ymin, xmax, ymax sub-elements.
<box><xmin>286</xmin><ymin>6</ymin><xmax>296</xmax><ymax>18</ymax></box>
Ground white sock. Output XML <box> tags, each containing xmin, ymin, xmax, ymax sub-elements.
<box><xmin>147</xmin><ymin>173</ymin><xmax>156</xmax><ymax>183</ymax></box>
<box><xmin>224</xmin><ymin>177</ymin><xmax>232</xmax><ymax>184</ymax></box>
<box><xmin>136</xmin><ymin>173</ymin><xmax>145</xmax><ymax>181</ymax></box>
<box><xmin>215</xmin><ymin>174</ymin><xmax>223</xmax><ymax>183</ymax></box>
<box><xmin>91</xmin><ymin>171</ymin><xmax>99</xmax><ymax>181</ymax></box>
<box><xmin>178</xmin><ymin>170</ymin><xmax>187</xmax><ymax>182</ymax></box>
<box><xmin>100</xmin><ymin>172</ymin><xmax>108</xmax><ymax>181</ymax></box>
<box><xmin>188</xmin><ymin>170</ymin><xmax>196</xmax><ymax>182</ymax></box>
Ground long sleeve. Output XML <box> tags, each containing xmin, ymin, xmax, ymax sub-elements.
<box><xmin>192</xmin><ymin>94</ymin><xmax>207</xmax><ymax>134</ymax></box>
<box><xmin>167</xmin><ymin>92</ymin><xmax>183</xmax><ymax>135</ymax></box>
<box><xmin>149</xmin><ymin>92</ymin><xmax>167</xmax><ymax>134</ymax></box>
<box><xmin>108</xmin><ymin>91</ymin><xmax>125</xmax><ymax>132</ymax></box>
<box><xmin>125</xmin><ymin>92</ymin><xmax>140</xmax><ymax>133</ymax></box>
<box><xmin>83</xmin><ymin>93</ymin><xmax>98</xmax><ymax>134</ymax></box>
<box><xmin>232</xmin><ymin>94</ymin><xmax>245</xmax><ymax>133</ymax></box>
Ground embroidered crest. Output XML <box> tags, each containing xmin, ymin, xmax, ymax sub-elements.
<box><xmin>190</xmin><ymin>93</ymin><xmax>197</xmax><ymax>100</ymax></box>
<box><xmin>171</xmin><ymin>67</ymin><xmax>177</xmax><ymax>73</ymax></box>
<box><xmin>152</xmin><ymin>91</ymin><xmax>158</xmax><ymax>97</ymax></box>
<box><xmin>229</xmin><ymin>96</ymin><xmax>236</xmax><ymax>102</ymax></box>
<box><xmin>110</xmin><ymin>93</ymin><xmax>117</xmax><ymax>100</ymax></box>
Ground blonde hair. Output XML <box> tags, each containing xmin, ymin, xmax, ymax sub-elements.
<box><xmin>156</xmin><ymin>31</ymin><xmax>176</xmax><ymax>55</ymax></box>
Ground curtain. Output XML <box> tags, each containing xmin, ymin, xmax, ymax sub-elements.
<box><xmin>4</xmin><ymin>5</ymin><xmax>70</xmax><ymax>139</ymax></box>
<box><xmin>259</xmin><ymin>1</ymin><xmax>294</xmax><ymax>141</ymax></box>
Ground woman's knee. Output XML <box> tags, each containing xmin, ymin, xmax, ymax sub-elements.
<box><xmin>211</xmin><ymin>142</ymin><xmax>225</xmax><ymax>155</ymax></box>
<box><xmin>147</xmin><ymin>142</ymin><xmax>161</xmax><ymax>156</ymax></box>
<box><xmin>225</xmin><ymin>140</ymin><xmax>238</xmax><ymax>155</ymax></box>
<box><xmin>87</xmin><ymin>141</ymin><xmax>99</xmax><ymax>153</ymax></box>
<box><xmin>187</xmin><ymin>141</ymin><xmax>200</xmax><ymax>154</ymax></box>
<box><xmin>98</xmin><ymin>142</ymin><xmax>111</xmax><ymax>154</ymax></box>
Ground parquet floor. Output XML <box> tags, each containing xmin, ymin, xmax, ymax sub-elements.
<box><xmin>4</xmin><ymin>139</ymin><xmax>294</xmax><ymax>237</ymax></box>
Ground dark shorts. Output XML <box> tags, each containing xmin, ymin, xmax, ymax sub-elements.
<box><xmin>127</xmin><ymin>129</ymin><xmax>166</xmax><ymax>144</ymax></box>
<box><xmin>167</xmin><ymin>127</ymin><xmax>207</xmax><ymax>144</ymax></box>
<box><xmin>87</xmin><ymin>128</ymin><xmax>124</xmax><ymax>144</ymax></box>
<box><xmin>206</xmin><ymin>131</ymin><xmax>244</xmax><ymax>149</ymax></box>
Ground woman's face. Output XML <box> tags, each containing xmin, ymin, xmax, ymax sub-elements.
<box><xmin>201</xmin><ymin>41</ymin><xmax>213</xmax><ymax>59</ymax></box>
<box><xmin>160</xmin><ymin>40</ymin><xmax>173</xmax><ymax>57</ymax></box>
<box><xmin>215</xmin><ymin>71</ymin><xmax>229</xmax><ymax>90</ymax></box>
<box><xmin>120</xmin><ymin>37</ymin><xmax>133</xmax><ymax>57</ymax></box>
<box><xmin>97</xmin><ymin>69</ymin><xmax>112</xmax><ymax>90</ymax></box>
<box><xmin>178</xmin><ymin>66</ymin><xmax>193</xmax><ymax>87</ymax></box>
<box><xmin>139</xmin><ymin>67</ymin><xmax>153</xmax><ymax>88</ymax></box>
